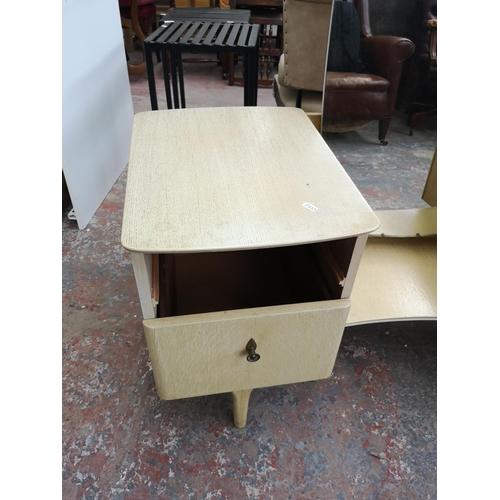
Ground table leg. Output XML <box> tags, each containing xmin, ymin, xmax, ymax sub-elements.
<box><xmin>243</xmin><ymin>49</ymin><xmax>258</xmax><ymax>107</ymax></box>
<box><xmin>145</xmin><ymin>45</ymin><xmax>159</xmax><ymax>111</ymax></box>
<box><xmin>243</xmin><ymin>53</ymin><xmax>249</xmax><ymax>106</ymax></box>
<box><xmin>251</xmin><ymin>48</ymin><xmax>259</xmax><ymax>106</ymax></box>
<box><xmin>228</xmin><ymin>53</ymin><xmax>235</xmax><ymax>86</ymax></box>
<box><xmin>170</xmin><ymin>50</ymin><xmax>181</xmax><ymax>109</ymax></box>
<box><xmin>231</xmin><ymin>389</ymin><xmax>253</xmax><ymax>428</ymax></box>
<box><xmin>175</xmin><ymin>51</ymin><xmax>186</xmax><ymax>108</ymax></box>
<box><xmin>161</xmin><ymin>48</ymin><xmax>173</xmax><ymax>109</ymax></box>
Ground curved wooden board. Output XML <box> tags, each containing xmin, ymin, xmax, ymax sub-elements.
<box><xmin>346</xmin><ymin>237</ymin><xmax>437</xmax><ymax>326</ymax></box>
<box><xmin>370</xmin><ymin>207</ymin><xmax>437</xmax><ymax>238</ymax></box>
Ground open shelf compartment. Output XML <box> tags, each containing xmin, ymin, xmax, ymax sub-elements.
<box><xmin>155</xmin><ymin>238</ymin><xmax>357</xmax><ymax>318</ymax></box>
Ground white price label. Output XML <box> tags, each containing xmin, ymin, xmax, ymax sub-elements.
<box><xmin>302</xmin><ymin>202</ymin><xmax>318</xmax><ymax>212</ymax></box>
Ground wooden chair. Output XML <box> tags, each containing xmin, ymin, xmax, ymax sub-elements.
<box><xmin>228</xmin><ymin>0</ymin><xmax>283</xmax><ymax>87</ymax></box>
<box><xmin>120</xmin><ymin>0</ymin><xmax>161</xmax><ymax>75</ymax></box>
<box><xmin>322</xmin><ymin>0</ymin><xmax>415</xmax><ymax>144</ymax></box>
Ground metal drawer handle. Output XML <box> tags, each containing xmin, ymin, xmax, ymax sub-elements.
<box><xmin>246</xmin><ymin>338</ymin><xmax>260</xmax><ymax>362</ymax></box>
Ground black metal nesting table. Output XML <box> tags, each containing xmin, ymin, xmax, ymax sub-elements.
<box><xmin>144</xmin><ymin>14</ymin><xmax>260</xmax><ymax>109</ymax></box>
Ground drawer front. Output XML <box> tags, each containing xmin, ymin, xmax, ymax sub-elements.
<box><xmin>143</xmin><ymin>300</ymin><xmax>350</xmax><ymax>400</ymax></box>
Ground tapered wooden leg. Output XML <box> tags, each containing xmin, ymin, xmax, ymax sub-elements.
<box><xmin>378</xmin><ymin>118</ymin><xmax>392</xmax><ymax>145</ymax></box>
<box><xmin>231</xmin><ymin>389</ymin><xmax>253</xmax><ymax>428</ymax></box>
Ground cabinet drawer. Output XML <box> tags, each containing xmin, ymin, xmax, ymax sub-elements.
<box><xmin>143</xmin><ymin>299</ymin><xmax>350</xmax><ymax>400</ymax></box>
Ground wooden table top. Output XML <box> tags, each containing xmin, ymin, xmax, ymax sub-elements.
<box><xmin>121</xmin><ymin>107</ymin><xmax>379</xmax><ymax>253</ymax></box>
<box><xmin>160</xmin><ymin>8</ymin><xmax>252</xmax><ymax>23</ymax></box>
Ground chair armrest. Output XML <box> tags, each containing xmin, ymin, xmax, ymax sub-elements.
<box><xmin>360</xmin><ymin>36</ymin><xmax>414</xmax><ymax>111</ymax></box>
<box><xmin>361</xmin><ymin>36</ymin><xmax>415</xmax><ymax>77</ymax></box>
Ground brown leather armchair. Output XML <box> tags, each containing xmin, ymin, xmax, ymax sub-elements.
<box><xmin>274</xmin><ymin>0</ymin><xmax>414</xmax><ymax>144</ymax></box>
<box><xmin>323</xmin><ymin>0</ymin><xmax>415</xmax><ymax>144</ymax></box>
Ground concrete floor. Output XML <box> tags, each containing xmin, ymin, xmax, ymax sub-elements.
<box><xmin>62</xmin><ymin>53</ymin><xmax>437</xmax><ymax>499</ymax></box>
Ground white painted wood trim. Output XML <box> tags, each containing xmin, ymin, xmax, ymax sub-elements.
<box><xmin>131</xmin><ymin>252</ymin><xmax>156</xmax><ymax>320</ymax></box>
<box><xmin>341</xmin><ymin>234</ymin><xmax>368</xmax><ymax>299</ymax></box>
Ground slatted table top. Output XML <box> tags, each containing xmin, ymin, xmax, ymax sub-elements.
<box><xmin>145</xmin><ymin>18</ymin><xmax>259</xmax><ymax>51</ymax></box>
<box><xmin>121</xmin><ymin>107</ymin><xmax>379</xmax><ymax>254</ymax></box>
<box><xmin>160</xmin><ymin>7</ymin><xmax>251</xmax><ymax>23</ymax></box>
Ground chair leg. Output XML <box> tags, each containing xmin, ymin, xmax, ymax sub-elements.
<box><xmin>228</xmin><ymin>53</ymin><xmax>235</xmax><ymax>86</ymax></box>
<box><xmin>127</xmin><ymin>60</ymin><xmax>147</xmax><ymax>75</ymax></box>
<box><xmin>407</xmin><ymin>106</ymin><xmax>436</xmax><ymax>135</ymax></box>
<box><xmin>378</xmin><ymin>118</ymin><xmax>391</xmax><ymax>145</ymax></box>
<box><xmin>152</xmin><ymin>19</ymin><xmax>161</xmax><ymax>63</ymax></box>
<box><xmin>220</xmin><ymin>53</ymin><xmax>228</xmax><ymax>79</ymax></box>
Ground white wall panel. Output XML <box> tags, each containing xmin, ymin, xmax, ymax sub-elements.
<box><xmin>62</xmin><ymin>0</ymin><xmax>133</xmax><ymax>229</ymax></box>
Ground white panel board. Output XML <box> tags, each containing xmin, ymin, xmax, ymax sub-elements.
<box><xmin>62</xmin><ymin>0</ymin><xmax>133</xmax><ymax>229</ymax></box>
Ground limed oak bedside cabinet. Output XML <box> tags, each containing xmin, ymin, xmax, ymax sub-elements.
<box><xmin>121</xmin><ymin>107</ymin><xmax>379</xmax><ymax>428</ymax></box>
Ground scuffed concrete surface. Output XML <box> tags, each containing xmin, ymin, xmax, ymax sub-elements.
<box><xmin>322</xmin><ymin>112</ymin><xmax>436</xmax><ymax>211</ymax></box>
